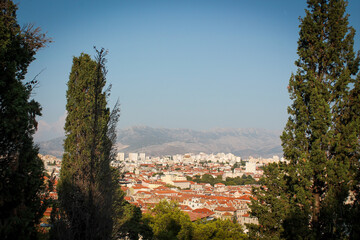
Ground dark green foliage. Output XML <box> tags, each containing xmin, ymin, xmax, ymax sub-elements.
<box><xmin>0</xmin><ymin>1</ymin><xmax>50</xmax><ymax>239</ymax></box>
<box><xmin>231</xmin><ymin>162</ymin><xmax>241</xmax><ymax>171</ymax></box>
<box><xmin>144</xmin><ymin>200</ymin><xmax>193</xmax><ymax>240</ymax></box>
<box><xmin>193</xmin><ymin>219</ymin><xmax>247</xmax><ymax>240</ymax></box>
<box><xmin>113</xmin><ymin>201</ymin><xmax>153</xmax><ymax>240</ymax></box>
<box><xmin>111</xmin><ymin>167</ymin><xmax>152</xmax><ymax>240</ymax></box>
<box><xmin>55</xmin><ymin>49</ymin><xmax>118</xmax><ymax>240</ymax></box>
<box><xmin>144</xmin><ymin>200</ymin><xmax>247</xmax><ymax>240</ymax></box>
<box><xmin>225</xmin><ymin>175</ymin><xmax>257</xmax><ymax>186</ymax></box>
<box><xmin>347</xmin><ymin>74</ymin><xmax>360</xmax><ymax>238</ymax></box>
<box><xmin>191</xmin><ymin>173</ymin><xmax>256</xmax><ymax>186</ymax></box>
<box><xmin>247</xmin><ymin>163</ymin><xmax>290</xmax><ymax>240</ymax></box>
<box><xmin>249</xmin><ymin>0</ymin><xmax>360</xmax><ymax>239</ymax></box>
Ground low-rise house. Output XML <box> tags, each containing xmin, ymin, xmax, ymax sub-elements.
<box><xmin>187</xmin><ymin>212</ymin><xmax>211</xmax><ymax>222</ymax></box>
<box><xmin>190</xmin><ymin>182</ymin><xmax>204</xmax><ymax>191</ymax></box>
<box><xmin>183</xmin><ymin>197</ymin><xmax>203</xmax><ymax>209</ymax></box>
<box><xmin>192</xmin><ymin>208</ymin><xmax>215</xmax><ymax>217</ymax></box>
<box><xmin>238</xmin><ymin>213</ymin><xmax>258</xmax><ymax>227</ymax></box>
<box><xmin>172</xmin><ymin>180</ymin><xmax>191</xmax><ymax>189</ymax></box>
<box><xmin>214</xmin><ymin>206</ymin><xmax>236</xmax><ymax>220</ymax></box>
<box><xmin>129</xmin><ymin>185</ymin><xmax>150</xmax><ymax>195</ymax></box>
<box><xmin>214</xmin><ymin>183</ymin><xmax>226</xmax><ymax>192</ymax></box>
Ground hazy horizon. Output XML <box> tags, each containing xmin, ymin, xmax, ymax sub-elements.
<box><xmin>35</xmin><ymin>124</ymin><xmax>283</xmax><ymax>143</ymax></box>
<box><xmin>17</xmin><ymin>0</ymin><xmax>360</xmax><ymax>142</ymax></box>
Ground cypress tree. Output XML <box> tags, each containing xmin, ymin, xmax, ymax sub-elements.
<box><xmin>56</xmin><ymin>49</ymin><xmax>118</xmax><ymax>240</ymax></box>
<box><xmin>0</xmin><ymin>1</ymin><xmax>50</xmax><ymax>239</ymax></box>
<box><xmin>249</xmin><ymin>0</ymin><xmax>360</xmax><ymax>239</ymax></box>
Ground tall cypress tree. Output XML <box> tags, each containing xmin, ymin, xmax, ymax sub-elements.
<box><xmin>0</xmin><ymin>1</ymin><xmax>50</xmax><ymax>239</ymax></box>
<box><xmin>56</xmin><ymin>49</ymin><xmax>118</xmax><ymax>240</ymax></box>
<box><xmin>249</xmin><ymin>0</ymin><xmax>360</xmax><ymax>239</ymax></box>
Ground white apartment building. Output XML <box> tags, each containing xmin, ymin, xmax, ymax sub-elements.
<box><xmin>116</xmin><ymin>152</ymin><xmax>125</xmax><ymax>161</ymax></box>
<box><xmin>172</xmin><ymin>180</ymin><xmax>191</xmax><ymax>189</ymax></box>
<box><xmin>129</xmin><ymin>153</ymin><xmax>138</xmax><ymax>161</ymax></box>
<box><xmin>184</xmin><ymin>198</ymin><xmax>203</xmax><ymax>210</ymax></box>
<box><xmin>245</xmin><ymin>162</ymin><xmax>256</xmax><ymax>173</ymax></box>
<box><xmin>139</xmin><ymin>153</ymin><xmax>146</xmax><ymax>161</ymax></box>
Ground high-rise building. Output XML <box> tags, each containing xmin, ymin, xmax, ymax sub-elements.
<box><xmin>245</xmin><ymin>162</ymin><xmax>256</xmax><ymax>173</ymax></box>
<box><xmin>129</xmin><ymin>153</ymin><xmax>138</xmax><ymax>161</ymax></box>
<box><xmin>116</xmin><ymin>152</ymin><xmax>125</xmax><ymax>161</ymax></box>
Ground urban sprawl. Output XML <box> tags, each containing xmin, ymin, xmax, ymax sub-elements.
<box><xmin>40</xmin><ymin>152</ymin><xmax>286</xmax><ymax>232</ymax></box>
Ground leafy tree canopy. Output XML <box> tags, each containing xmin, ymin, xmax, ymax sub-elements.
<box><xmin>193</xmin><ymin>219</ymin><xmax>247</xmax><ymax>240</ymax></box>
<box><xmin>144</xmin><ymin>200</ymin><xmax>247</xmax><ymax>240</ymax></box>
<box><xmin>0</xmin><ymin>0</ymin><xmax>51</xmax><ymax>239</ymax></box>
<box><xmin>191</xmin><ymin>174</ymin><xmax>257</xmax><ymax>186</ymax></box>
<box><xmin>143</xmin><ymin>200</ymin><xmax>193</xmax><ymax>240</ymax></box>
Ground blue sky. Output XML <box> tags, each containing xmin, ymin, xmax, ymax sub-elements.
<box><xmin>16</xmin><ymin>0</ymin><xmax>360</xmax><ymax>141</ymax></box>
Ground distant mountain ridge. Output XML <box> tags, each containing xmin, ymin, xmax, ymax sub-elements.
<box><xmin>37</xmin><ymin>126</ymin><xmax>283</xmax><ymax>158</ymax></box>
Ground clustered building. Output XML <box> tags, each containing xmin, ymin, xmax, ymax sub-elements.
<box><xmin>113</xmin><ymin>152</ymin><xmax>285</xmax><ymax>230</ymax></box>
<box><xmin>39</xmin><ymin>152</ymin><xmax>285</xmax><ymax>231</ymax></box>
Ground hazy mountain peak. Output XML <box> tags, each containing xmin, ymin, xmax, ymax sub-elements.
<box><xmin>37</xmin><ymin>126</ymin><xmax>282</xmax><ymax>158</ymax></box>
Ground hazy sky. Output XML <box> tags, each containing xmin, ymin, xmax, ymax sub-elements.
<box><xmin>16</xmin><ymin>0</ymin><xmax>360</xmax><ymax>141</ymax></box>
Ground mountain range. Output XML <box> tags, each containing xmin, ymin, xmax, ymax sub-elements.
<box><xmin>37</xmin><ymin>126</ymin><xmax>283</xmax><ymax>158</ymax></box>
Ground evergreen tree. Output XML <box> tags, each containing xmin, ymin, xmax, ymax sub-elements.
<box><xmin>247</xmin><ymin>163</ymin><xmax>291</xmax><ymax>239</ymax></box>
<box><xmin>0</xmin><ymin>1</ymin><xmax>50</xmax><ymax>239</ymax></box>
<box><xmin>249</xmin><ymin>0</ymin><xmax>359</xmax><ymax>239</ymax></box>
<box><xmin>56</xmin><ymin>49</ymin><xmax>119</xmax><ymax>240</ymax></box>
<box><xmin>347</xmin><ymin>73</ymin><xmax>360</xmax><ymax>238</ymax></box>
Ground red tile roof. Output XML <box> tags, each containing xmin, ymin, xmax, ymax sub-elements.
<box><xmin>186</xmin><ymin>212</ymin><xmax>208</xmax><ymax>222</ymax></box>
<box><xmin>179</xmin><ymin>205</ymin><xmax>192</xmax><ymax>211</ymax></box>
<box><xmin>214</xmin><ymin>206</ymin><xmax>236</xmax><ymax>212</ymax></box>
<box><xmin>192</xmin><ymin>208</ymin><xmax>214</xmax><ymax>215</ymax></box>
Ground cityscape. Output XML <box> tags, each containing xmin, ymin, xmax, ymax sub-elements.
<box><xmin>40</xmin><ymin>152</ymin><xmax>285</xmax><ymax>232</ymax></box>
<box><xmin>2</xmin><ymin>0</ymin><xmax>360</xmax><ymax>239</ymax></box>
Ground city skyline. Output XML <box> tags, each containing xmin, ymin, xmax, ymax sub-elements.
<box><xmin>16</xmin><ymin>0</ymin><xmax>360</xmax><ymax>141</ymax></box>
